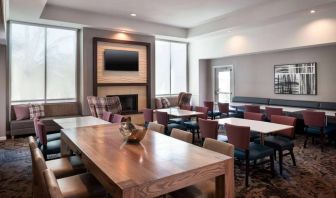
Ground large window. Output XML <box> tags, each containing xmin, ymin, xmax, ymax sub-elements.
<box><xmin>10</xmin><ymin>22</ymin><xmax>77</xmax><ymax>103</ymax></box>
<box><xmin>155</xmin><ymin>40</ymin><xmax>187</xmax><ymax>95</ymax></box>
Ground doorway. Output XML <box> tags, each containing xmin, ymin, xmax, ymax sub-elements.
<box><xmin>214</xmin><ymin>66</ymin><xmax>233</xmax><ymax>103</ymax></box>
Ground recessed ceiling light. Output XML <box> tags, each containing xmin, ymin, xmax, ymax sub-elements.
<box><xmin>310</xmin><ymin>10</ymin><xmax>316</xmax><ymax>14</ymax></box>
<box><xmin>130</xmin><ymin>13</ymin><xmax>136</xmax><ymax>17</ymax></box>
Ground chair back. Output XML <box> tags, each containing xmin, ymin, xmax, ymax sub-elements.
<box><xmin>102</xmin><ymin>111</ymin><xmax>112</xmax><ymax>122</ymax></box>
<box><xmin>244</xmin><ymin>112</ymin><xmax>263</xmax><ymax>121</ymax></box>
<box><xmin>36</xmin><ymin>122</ymin><xmax>48</xmax><ymax>146</ymax></box>
<box><xmin>218</xmin><ymin>103</ymin><xmax>229</xmax><ymax>114</ymax></box>
<box><xmin>180</xmin><ymin>105</ymin><xmax>192</xmax><ymax>111</ymax></box>
<box><xmin>265</xmin><ymin>107</ymin><xmax>283</xmax><ymax>120</ymax></box>
<box><xmin>32</xmin><ymin>148</ymin><xmax>49</xmax><ymax>197</ymax></box>
<box><xmin>302</xmin><ymin>110</ymin><xmax>325</xmax><ymax>128</ymax></box>
<box><xmin>87</xmin><ymin>96</ymin><xmax>97</xmax><ymax>117</ymax></box>
<box><xmin>33</xmin><ymin>116</ymin><xmax>41</xmax><ymax>138</ymax></box>
<box><xmin>245</xmin><ymin>105</ymin><xmax>260</xmax><ymax>113</ymax></box>
<box><xmin>112</xmin><ymin>114</ymin><xmax>123</xmax><ymax>123</ymax></box>
<box><xmin>225</xmin><ymin>123</ymin><xmax>250</xmax><ymax>150</ymax></box>
<box><xmin>203</xmin><ymin>101</ymin><xmax>214</xmax><ymax>112</ymax></box>
<box><xmin>143</xmin><ymin>108</ymin><xmax>154</xmax><ymax>123</ymax></box>
<box><xmin>203</xmin><ymin>138</ymin><xmax>234</xmax><ymax>157</ymax></box>
<box><xmin>156</xmin><ymin>111</ymin><xmax>169</xmax><ymax>127</ymax></box>
<box><xmin>178</xmin><ymin>92</ymin><xmax>192</xmax><ymax>106</ymax></box>
<box><xmin>195</xmin><ymin>106</ymin><xmax>208</xmax><ymax>120</ymax></box>
<box><xmin>198</xmin><ymin>118</ymin><xmax>218</xmax><ymax>139</ymax></box>
<box><xmin>147</xmin><ymin>122</ymin><xmax>165</xmax><ymax>134</ymax></box>
<box><xmin>171</xmin><ymin>128</ymin><xmax>193</xmax><ymax>143</ymax></box>
<box><xmin>271</xmin><ymin>115</ymin><xmax>296</xmax><ymax>138</ymax></box>
<box><xmin>43</xmin><ymin>169</ymin><xmax>63</xmax><ymax>198</ymax></box>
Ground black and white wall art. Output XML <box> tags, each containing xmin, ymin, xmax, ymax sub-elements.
<box><xmin>274</xmin><ymin>62</ymin><xmax>317</xmax><ymax>95</ymax></box>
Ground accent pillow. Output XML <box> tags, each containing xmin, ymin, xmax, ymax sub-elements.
<box><xmin>161</xmin><ymin>97</ymin><xmax>170</xmax><ymax>108</ymax></box>
<box><xmin>155</xmin><ymin>98</ymin><xmax>163</xmax><ymax>109</ymax></box>
<box><xmin>13</xmin><ymin>104</ymin><xmax>30</xmax><ymax>120</ymax></box>
<box><xmin>29</xmin><ymin>104</ymin><xmax>45</xmax><ymax>119</ymax></box>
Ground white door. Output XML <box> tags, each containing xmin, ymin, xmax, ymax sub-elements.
<box><xmin>214</xmin><ymin>66</ymin><xmax>233</xmax><ymax>103</ymax></box>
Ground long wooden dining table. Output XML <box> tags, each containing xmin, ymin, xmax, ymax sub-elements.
<box><xmin>60</xmin><ymin>124</ymin><xmax>235</xmax><ymax>198</ymax></box>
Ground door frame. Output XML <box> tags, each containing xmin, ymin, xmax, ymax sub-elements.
<box><xmin>212</xmin><ymin>65</ymin><xmax>234</xmax><ymax>103</ymax></box>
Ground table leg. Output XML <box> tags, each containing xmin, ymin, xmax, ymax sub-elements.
<box><xmin>60</xmin><ymin>133</ymin><xmax>72</xmax><ymax>157</ymax></box>
<box><xmin>216</xmin><ymin>158</ymin><xmax>235</xmax><ymax>198</ymax></box>
<box><xmin>260</xmin><ymin>133</ymin><xmax>265</xmax><ymax>145</ymax></box>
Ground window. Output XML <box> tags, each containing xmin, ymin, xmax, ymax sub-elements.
<box><xmin>10</xmin><ymin>22</ymin><xmax>77</xmax><ymax>103</ymax></box>
<box><xmin>155</xmin><ymin>40</ymin><xmax>187</xmax><ymax>95</ymax></box>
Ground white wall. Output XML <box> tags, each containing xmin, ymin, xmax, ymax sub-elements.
<box><xmin>0</xmin><ymin>44</ymin><xmax>7</xmax><ymax>138</ymax></box>
<box><xmin>189</xmin><ymin>7</ymin><xmax>336</xmax><ymax>105</ymax></box>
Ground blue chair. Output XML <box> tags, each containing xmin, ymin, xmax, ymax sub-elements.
<box><xmin>184</xmin><ymin>106</ymin><xmax>208</xmax><ymax>143</ymax></box>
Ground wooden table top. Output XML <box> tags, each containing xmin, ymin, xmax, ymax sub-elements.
<box><xmin>218</xmin><ymin>117</ymin><xmax>293</xmax><ymax>134</ymax></box>
<box><xmin>61</xmin><ymin>124</ymin><xmax>233</xmax><ymax>197</ymax></box>
<box><xmin>155</xmin><ymin>107</ymin><xmax>204</xmax><ymax>118</ymax></box>
<box><xmin>54</xmin><ymin>116</ymin><xmax>111</xmax><ymax>129</ymax></box>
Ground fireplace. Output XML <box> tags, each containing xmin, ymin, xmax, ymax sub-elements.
<box><xmin>108</xmin><ymin>94</ymin><xmax>138</xmax><ymax>114</ymax></box>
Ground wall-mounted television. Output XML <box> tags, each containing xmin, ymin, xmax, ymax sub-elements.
<box><xmin>104</xmin><ymin>49</ymin><xmax>139</xmax><ymax>71</ymax></box>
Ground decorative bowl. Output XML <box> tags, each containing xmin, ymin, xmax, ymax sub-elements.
<box><xmin>119</xmin><ymin>122</ymin><xmax>147</xmax><ymax>143</ymax></box>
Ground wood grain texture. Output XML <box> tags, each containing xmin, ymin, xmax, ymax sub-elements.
<box><xmin>97</xmin><ymin>86</ymin><xmax>147</xmax><ymax>112</ymax></box>
<box><xmin>97</xmin><ymin>41</ymin><xmax>147</xmax><ymax>84</ymax></box>
<box><xmin>61</xmin><ymin>124</ymin><xmax>234</xmax><ymax>198</ymax></box>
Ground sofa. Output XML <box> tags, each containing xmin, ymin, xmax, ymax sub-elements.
<box><xmin>10</xmin><ymin>102</ymin><xmax>81</xmax><ymax>137</ymax></box>
<box><xmin>155</xmin><ymin>92</ymin><xmax>192</xmax><ymax>109</ymax></box>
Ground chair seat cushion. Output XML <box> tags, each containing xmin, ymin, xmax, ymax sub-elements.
<box><xmin>169</xmin><ymin>118</ymin><xmax>184</xmax><ymax>124</ymax></box>
<box><xmin>44</xmin><ymin>139</ymin><xmax>61</xmax><ymax>155</ymax></box>
<box><xmin>234</xmin><ymin>143</ymin><xmax>274</xmax><ymax>160</ymax></box>
<box><xmin>255</xmin><ymin>136</ymin><xmax>294</xmax><ymax>150</ymax></box>
<box><xmin>208</xmin><ymin>111</ymin><xmax>222</xmax><ymax>117</ymax></box>
<box><xmin>306</xmin><ymin>125</ymin><xmax>336</xmax><ymax>135</ymax></box>
<box><xmin>57</xmin><ymin>173</ymin><xmax>106</xmax><ymax>198</ymax></box>
<box><xmin>46</xmin><ymin>156</ymin><xmax>86</xmax><ymax>179</ymax></box>
<box><xmin>47</xmin><ymin>133</ymin><xmax>61</xmax><ymax>142</ymax></box>
<box><xmin>184</xmin><ymin>121</ymin><xmax>199</xmax><ymax>130</ymax></box>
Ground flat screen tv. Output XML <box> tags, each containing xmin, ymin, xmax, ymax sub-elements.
<box><xmin>104</xmin><ymin>49</ymin><xmax>139</xmax><ymax>71</ymax></box>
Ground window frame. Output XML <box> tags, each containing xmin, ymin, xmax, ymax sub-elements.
<box><xmin>9</xmin><ymin>21</ymin><xmax>79</xmax><ymax>104</ymax></box>
<box><xmin>155</xmin><ymin>39</ymin><xmax>188</xmax><ymax>97</ymax></box>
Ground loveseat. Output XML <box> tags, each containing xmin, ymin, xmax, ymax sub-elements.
<box><xmin>155</xmin><ymin>92</ymin><xmax>192</xmax><ymax>109</ymax></box>
<box><xmin>10</xmin><ymin>102</ymin><xmax>81</xmax><ymax>138</ymax></box>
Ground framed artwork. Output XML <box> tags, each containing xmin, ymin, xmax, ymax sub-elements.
<box><xmin>274</xmin><ymin>62</ymin><xmax>317</xmax><ymax>95</ymax></box>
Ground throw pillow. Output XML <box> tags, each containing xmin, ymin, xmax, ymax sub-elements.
<box><xmin>13</xmin><ymin>104</ymin><xmax>30</xmax><ymax>120</ymax></box>
<box><xmin>29</xmin><ymin>104</ymin><xmax>45</xmax><ymax>119</ymax></box>
<box><xmin>161</xmin><ymin>97</ymin><xmax>170</xmax><ymax>108</ymax></box>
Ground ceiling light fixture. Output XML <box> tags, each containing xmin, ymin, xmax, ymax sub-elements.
<box><xmin>130</xmin><ymin>13</ymin><xmax>137</xmax><ymax>17</ymax></box>
<box><xmin>310</xmin><ymin>10</ymin><xmax>316</xmax><ymax>14</ymax></box>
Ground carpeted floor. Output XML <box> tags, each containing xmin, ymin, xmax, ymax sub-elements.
<box><xmin>0</xmin><ymin>135</ymin><xmax>335</xmax><ymax>198</ymax></box>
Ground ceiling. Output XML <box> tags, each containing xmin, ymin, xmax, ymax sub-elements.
<box><xmin>46</xmin><ymin>0</ymin><xmax>268</xmax><ymax>28</ymax></box>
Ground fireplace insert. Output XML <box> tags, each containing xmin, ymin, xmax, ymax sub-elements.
<box><xmin>107</xmin><ymin>94</ymin><xmax>138</xmax><ymax>114</ymax></box>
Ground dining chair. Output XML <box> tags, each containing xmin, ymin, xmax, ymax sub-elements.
<box><xmin>198</xmin><ymin>118</ymin><xmax>227</xmax><ymax>143</ymax></box>
<box><xmin>204</xmin><ymin>101</ymin><xmax>221</xmax><ymax>120</ymax></box>
<box><xmin>143</xmin><ymin>108</ymin><xmax>154</xmax><ymax>128</ymax></box>
<box><xmin>254</xmin><ymin>115</ymin><xmax>296</xmax><ymax>175</ymax></box>
<box><xmin>203</xmin><ymin>138</ymin><xmax>234</xmax><ymax>156</ymax></box>
<box><xmin>184</xmin><ymin>106</ymin><xmax>208</xmax><ymax>143</ymax></box>
<box><xmin>245</xmin><ymin>105</ymin><xmax>261</xmax><ymax>113</ymax></box>
<box><xmin>302</xmin><ymin>110</ymin><xmax>336</xmax><ymax>151</ymax></box>
<box><xmin>34</xmin><ymin>117</ymin><xmax>60</xmax><ymax>147</ymax></box>
<box><xmin>33</xmin><ymin>148</ymin><xmax>106</xmax><ymax>198</ymax></box>
<box><xmin>265</xmin><ymin>107</ymin><xmax>283</xmax><ymax>121</ymax></box>
<box><xmin>36</xmin><ymin>121</ymin><xmax>61</xmax><ymax>160</ymax></box>
<box><xmin>102</xmin><ymin>111</ymin><xmax>112</xmax><ymax>122</ymax></box>
<box><xmin>112</xmin><ymin>114</ymin><xmax>124</xmax><ymax>123</ymax></box>
<box><xmin>218</xmin><ymin>102</ymin><xmax>230</xmax><ymax>118</ymax></box>
<box><xmin>169</xmin><ymin>105</ymin><xmax>192</xmax><ymax>124</ymax></box>
<box><xmin>244</xmin><ymin>112</ymin><xmax>263</xmax><ymax>141</ymax></box>
<box><xmin>170</xmin><ymin>128</ymin><xmax>193</xmax><ymax>143</ymax></box>
<box><xmin>147</xmin><ymin>122</ymin><xmax>165</xmax><ymax>134</ymax></box>
<box><xmin>156</xmin><ymin>111</ymin><xmax>186</xmax><ymax>135</ymax></box>
<box><xmin>225</xmin><ymin>123</ymin><xmax>274</xmax><ymax>187</ymax></box>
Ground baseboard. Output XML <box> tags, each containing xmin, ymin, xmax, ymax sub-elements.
<box><xmin>0</xmin><ymin>136</ymin><xmax>7</xmax><ymax>141</ymax></box>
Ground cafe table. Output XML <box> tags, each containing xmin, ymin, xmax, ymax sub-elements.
<box><xmin>61</xmin><ymin>124</ymin><xmax>234</xmax><ymax>198</ymax></box>
<box><xmin>53</xmin><ymin>116</ymin><xmax>111</xmax><ymax>129</ymax></box>
<box><xmin>218</xmin><ymin>117</ymin><xmax>293</xmax><ymax>144</ymax></box>
<box><xmin>155</xmin><ymin>107</ymin><xmax>204</xmax><ymax>118</ymax></box>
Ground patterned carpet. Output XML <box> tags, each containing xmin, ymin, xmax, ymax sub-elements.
<box><xmin>0</xmin><ymin>135</ymin><xmax>335</xmax><ymax>198</ymax></box>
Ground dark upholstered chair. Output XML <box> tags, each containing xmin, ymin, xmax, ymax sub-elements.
<box><xmin>302</xmin><ymin>110</ymin><xmax>336</xmax><ymax>151</ymax></box>
<box><xmin>245</xmin><ymin>105</ymin><xmax>261</xmax><ymax>113</ymax></box>
<box><xmin>204</xmin><ymin>101</ymin><xmax>221</xmax><ymax>120</ymax></box>
<box><xmin>102</xmin><ymin>111</ymin><xmax>112</xmax><ymax>122</ymax></box>
<box><xmin>143</xmin><ymin>108</ymin><xmax>154</xmax><ymax>127</ymax></box>
<box><xmin>156</xmin><ymin>111</ymin><xmax>186</xmax><ymax>135</ymax></box>
<box><xmin>225</xmin><ymin>123</ymin><xmax>274</xmax><ymax>187</ymax></box>
<box><xmin>255</xmin><ymin>115</ymin><xmax>296</xmax><ymax>175</ymax></box>
<box><xmin>36</xmin><ymin>121</ymin><xmax>61</xmax><ymax>160</ymax></box>
<box><xmin>34</xmin><ymin>117</ymin><xmax>60</xmax><ymax>147</ymax></box>
<box><xmin>184</xmin><ymin>106</ymin><xmax>208</xmax><ymax>143</ymax></box>
<box><xmin>265</xmin><ymin>107</ymin><xmax>283</xmax><ymax>121</ymax></box>
<box><xmin>170</xmin><ymin>128</ymin><xmax>193</xmax><ymax>144</ymax></box>
<box><xmin>177</xmin><ymin>92</ymin><xmax>192</xmax><ymax>107</ymax></box>
<box><xmin>199</xmin><ymin>118</ymin><xmax>227</xmax><ymax>143</ymax></box>
<box><xmin>244</xmin><ymin>112</ymin><xmax>263</xmax><ymax>121</ymax></box>
<box><xmin>111</xmin><ymin>114</ymin><xmax>124</xmax><ymax>123</ymax></box>
<box><xmin>218</xmin><ymin>102</ymin><xmax>232</xmax><ymax>117</ymax></box>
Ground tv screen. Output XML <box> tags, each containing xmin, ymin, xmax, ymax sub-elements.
<box><xmin>104</xmin><ymin>50</ymin><xmax>139</xmax><ymax>71</ymax></box>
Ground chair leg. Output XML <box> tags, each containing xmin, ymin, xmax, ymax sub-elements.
<box><xmin>270</xmin><ymin>154</ymin><xmax>275</xmax><ymax>177</ymax></box>
<box><xmin>290</xmin><ymin>148</ymin><xmax>296</xmax><ymax>166</ymax></box>
<box><xmin>191</xmin><ymin>129</ymin><xmax>195</xmax><ymax>144</ymax></box>
<box><xmin>274</xmin><ymin>150</ymin><xmax>277</xmax><ymax>161</ymax></box>
<box><xmin>304</xmin><ymin>134</ymin><xmax>309</xmax><ymax>148</ymax></box>
<box><xmin>278</xmin><ymin>150</ymin><xmax>283</xmax><ymax>175</ymax></box>
<box><xmin>320</xmin><ymin>133</ymin><xmax>325</xmax><ymax>152</ymax></box>
<box><xmin>245</xmin><ymin>151</ymin><xmax>249</xmax><ymax>187</ymax></box>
